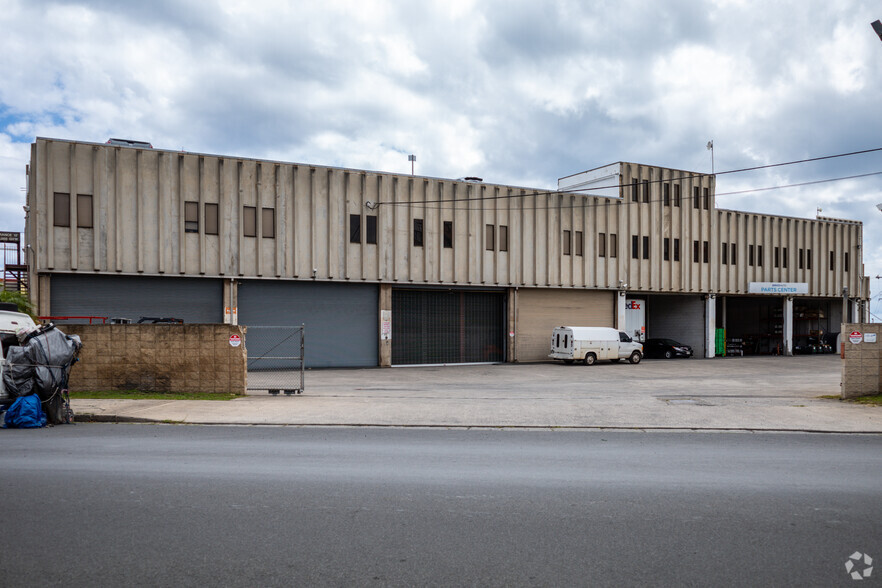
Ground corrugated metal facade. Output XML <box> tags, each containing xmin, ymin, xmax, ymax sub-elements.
<box><xmin>515</xmin><ymin>289</ymin><xmax>615</xmax><ymax>362</ymax></box>
<box><xmin>26</xmin><ymin>139</ymin><xmax>867</xmax><ymax>309</ymax></box>
<box><xmin>237</xmin><ymin>281</ymin><xmax>377</xmax><ymax>368</ymax></box>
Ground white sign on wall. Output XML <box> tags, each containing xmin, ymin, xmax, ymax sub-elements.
<box><xmin>748</xmin><ymin>282</ymin><xmax>809</xmax><ymax>294</ymax></box>
<box><xmin>381</xmin><ymin>310</ymin><xmax>392</xmax><ymax>340</ymax></box>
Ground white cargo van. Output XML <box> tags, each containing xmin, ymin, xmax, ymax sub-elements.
<box><xmin>549</xmin><ymin>326</ymin><xmax>643</xmax><ymax>365</ymax></box>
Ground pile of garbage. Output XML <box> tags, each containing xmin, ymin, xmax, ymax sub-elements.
<box><xmin>1</xmin><ymin>323</ymin><xmax>82</xmax><ymax>428</ymax></box>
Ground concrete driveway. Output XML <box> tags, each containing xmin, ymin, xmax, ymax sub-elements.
<box><xmin>71</xmin><ymin>355</ymin><xmax>882</xmax><ymax>432</ymax></box>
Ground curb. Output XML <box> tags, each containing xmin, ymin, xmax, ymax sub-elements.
<box><xmin>72</xmin><ymin>414</ymin><xmax>882</xmax><ymax>434</ymax></box>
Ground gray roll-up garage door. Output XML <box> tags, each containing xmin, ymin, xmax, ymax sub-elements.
<box><xmin>49</xmin><ymin>274</ymin><xmax>223</xmax><ymax>323</ymax></box>
<box><xmin>515</xmin><ymin>288</ymin><xmax>615</xmax><ymax>362</ymax></box>
<box><xmin>238</xmin><ymin>280</ymin><xmax>377</xmax><ymax>368</ymax></box>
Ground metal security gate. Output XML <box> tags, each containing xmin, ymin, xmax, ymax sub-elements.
<box><xmin>245</xmin><ymin>326</ymin><xmax>305</xmax><ymax>395</ymax></box>
<box><xmin>392</xmin><ymin>289</ymin><xmax>505</xmax><ymax>365</ymax></box>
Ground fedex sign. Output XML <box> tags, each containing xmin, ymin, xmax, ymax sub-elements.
<box><xmin>626</xmin><ymin>301</ymin><xmax>641</xmax><ymax>310</ymax></box>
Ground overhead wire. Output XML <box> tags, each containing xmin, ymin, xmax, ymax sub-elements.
<box><xmin>384</xmin><ymin>169</ymin><xmax>882</xmax><ymax>212</ymax></box>
<box><xmin>368</xmin><ymin>146</ymin><xmax>882</xmax><ymax>209</ymax></box>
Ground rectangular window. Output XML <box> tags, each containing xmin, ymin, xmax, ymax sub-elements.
<box><xmin>693</xmin><ymin>240</ymin><xmax>700</xmax><ymax>263</ymax></box>
<box><xmin>598</xmin><ymin>233</ymin><xmax>606</xmax><ymax>257</ymax></box>
<box><xmin>783</xmin><ymin>247</ymin><xmax>788</xmax><ymax>269</ymax></box>
<box><xmin>366</xmin><ymin>215</ymin><xmax>377</xmax><ymax>244</ymax></box>
<box><xmin>663</xmin><ymin>237</ymin><xmax>670</xmax><ymax>261</ymax></box>
<box><xmin>243</xmin><ymin>206</ymin><xmax>256</xmax><ymax>237</ymax></box>
<box><xmin>205</xmin><ymin>203</ymin><xmax>219</xmax><ymax>235</ymax></box>
<box><xmin>631</xmin><ymin>181</ymin><xmax>639</xmax><ymax>202</ymax></box>
<box><xmin>53</xmin><ymin>192</ymin><xmax>70</xmax><ymax>227</ymax></box>
<box><xmin>721</xmin><ymin>242</ymin><xmax>728</xmax><ymax>265</ymax></box>
<box><xmin>443</xmin><ymin>221</ymin><xmax>453</xmax><ymax>248</ymax></box>
<box><xmin>730</xmin><ymin>242</ymin><xmax>736</xmax><ymax>265</ymax></box>
<box><xmin>486</xmin><ymin>224</ymin><xmax>495</xmax><ymax>251</ymax></box>
<box><xmin>563</xmin><ymin>230</ymin><xmax>571</xmax><ymax>255</ymax></box>
<box><xmin>844</xmin><ymin>252</ymin><xmax>849</xmax><ymax>272</ymax></box>
<box><xmin>798</xmin><ymin>248</ymin><xmax>804</xmax><ymax>270</ymax></box>
<box><xmin>674</xmin><ymin>184</ymin><xmax>681</xmax><ymax>207</ymax></box>
<box><xmin>185</xmin><ymin>201</ymin><xmax>199</xmax><ymax>233</ymax></box>
<box><xmin>702</xmin><ymin>187</ymin><xmax>709</xmax><ymax>209</ymax></box>
<box><xmin>806</xmin><ymin>249</ymin><xmax>812</xmax><ymax>270</ymax></box>
<box><xmin>631</xmin><ymin>235</ymin><xmax>639</xmax><ymax>259</ymax></box>
<box><xmin>574</xmin><ymin>231</ymin><xmax>583</xmax><ymax>256</ymax></box>
<box><xmin>663</xmin><ymin>184</ymin><xmax>670</xmax><ymax>206</ymax></box>
<box><xmin>748</xmin><ymin>244</ymin><xmax>754</xmax><ymax>266</ymax></box>
<box><xmin>693</xmin><ymin>186</ymin><xmax>700</xmax><ymax>209</ymax></box>
<box><xmin>642</xmin><ymin>236</ymin><xmax>649</xmax><ymax>260</ymax></box>
<box><xmin>673</xmin><ymin>238</ymin><xmax>680</xmax><ymax>262</ymax></box>
<box><xmin>76</xmin><ymin>194</ymin><xmax>93</xmax><ymax>228</ymax></box>
<box><xmin>703</xmin><ymin>241</ymin><xmax>709</xmax><ymax>263</ymax></box>
<box><xmin>349</xmin><ymin>214</ymin><xmax>361</xmax><ymax>244</ymax></box>
<box><xmin>757</xmin><ymin>245</ymin><xmax>763</xmax><ymax>267</ymax></box>
<box><xmin>610</xmin><ymin>233</ymin><xmax>617</xmax><ymax>257</ymax></box>
<box><xmin>413</xmin><ymin>218</ymin><xmax>424</xmax><ymax>247</ymax></box>
<box><xmin>262</xmin><ymin>208</ymin><xmax>275</xmax><ymax>238</ymax></box>
<box><xmin>642</xmin><ymin>180</ymin><xmax>650</xmax><ymax>203</ymax></box>
<box><xmin>774</xmin><ymin>247</ymin><xmax>780</xmax><ymax>268</ymax></box>
<box><xmin>499</xmin><ymin>225</ymin><xmax>508</xmax><ymax>252</ymax></box>
<box><xmin>829</xmin><ymin>250</ymin><xmax>835</xmax><ymax>271</ymax></box>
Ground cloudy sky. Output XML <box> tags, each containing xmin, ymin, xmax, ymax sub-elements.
<box><xmin>1</xmin><ymin>0</ymin><xmax>881</xmax><ymax>309</ymax></box>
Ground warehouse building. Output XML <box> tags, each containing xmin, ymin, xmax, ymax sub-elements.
<box><xmin>24</xmin><ymin>138</ymin><xmax>869</xmax><ymax>367</ymax></box>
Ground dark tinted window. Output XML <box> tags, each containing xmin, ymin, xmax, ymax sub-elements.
<box><xmin>366</xmin><ymin>215</ymin><xmax>377</xmax><ymax>244</ymax></box>
<box><xmin>54</xmin><ymin>192</ymin><xmax>70</xmax><ymax>227</ymax></box>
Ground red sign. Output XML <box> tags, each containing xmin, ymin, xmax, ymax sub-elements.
<box><xmin>849</xmin><ymin>331</ymin><xmax>863</xmax><ymax>345</ymax></box>
<box><xmin>229</xmin><ymin>334</ymin><xmax>241</xmax><ymax>347</ymax></box>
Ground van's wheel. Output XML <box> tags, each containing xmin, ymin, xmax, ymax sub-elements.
<box><xmin>564</xmin><ymin>359</ymin><xmax>574</xmax><ymax>365</ymax></box>
<box><xmin>584</xmin><ymin>353</ymin><xmax>596</xmax><ymax>366</ymax></box>
<box><xmin>629</xmin><ymin>351</ymin><xmax>642</xmax><ymax>364</ymax></box>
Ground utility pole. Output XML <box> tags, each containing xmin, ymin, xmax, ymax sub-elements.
<box><xmin>408</xmin><ymin>154</ymin><xmax>416</xmax><ymax>176</ymax></box>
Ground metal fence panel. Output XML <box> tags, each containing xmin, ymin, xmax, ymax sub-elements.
<box><xmin>245</xmin><ymin>325</ymin><xmax>305</xmax><ymax>395</ymax></box>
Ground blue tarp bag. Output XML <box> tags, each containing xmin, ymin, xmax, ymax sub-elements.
<box><xmin>3</xmin><ymin>394</ymin><xmax>46</xmax><ymax>428</ymax></box>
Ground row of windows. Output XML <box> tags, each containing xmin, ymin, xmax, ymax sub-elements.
<box><xmin>50</xmin><ymin>192</ymin><xmax>852</xmax><ymax>272</ymax></box>
<box><xmin>53</xmin><ymin>192</ymin><xmax>92</xmax><ymax>228</ymax></box>
<box><xmin>629</xmin><ymin>181</ymin><xmax>710</xmax><ymax>209</ymax></box>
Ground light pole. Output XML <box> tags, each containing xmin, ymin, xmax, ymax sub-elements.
<box><xmin>408</xmin><ymin>154</ymin><xmax>416</xmax><ymax>176</ymax></box>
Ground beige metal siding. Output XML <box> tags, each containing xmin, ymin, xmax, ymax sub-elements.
<box><xmin>515</xmin><ymin>288</ymin><xmax>615</xmax><ymax>362</ymax></box>
<box><xmin>26</xmin><ymin>139</ymin><xmax>866</xmax><ymax>311</ymax></box>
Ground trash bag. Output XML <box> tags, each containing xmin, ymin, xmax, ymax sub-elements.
<box><xmin>2</xmin><ymin>345</ymin><xmax>36</xmax><ymax>399</ymax></box>
<box><xmin>27</xmin><ymin>325</ymin><xmax>82</xmax><ymax>401</ymax></box>
<box><xmin>3</xmin><ymin>394</ymin><xmax>46</xmax><ymax>428</ymax></box>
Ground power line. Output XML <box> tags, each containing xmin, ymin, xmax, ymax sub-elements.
<box><xmin>388</xmin><ymin>170</ymin><xmax>882</xmax><ymax>212</ymax></box>
<box><xmin>370</xmin><ymin>146</ymin><xmax>882</xmax><ymax>208</ymax></box>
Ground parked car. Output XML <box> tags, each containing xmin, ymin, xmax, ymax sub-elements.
<box><xmin>643</xmin><ymin>338</ymin><xmax>693</xmax><ymax>359</ymax></box>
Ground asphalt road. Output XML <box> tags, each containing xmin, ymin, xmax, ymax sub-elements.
<box><xmin>1</xmin><ymin>425</ymin><xmax>880</xmax><ymax>587</ymax></box>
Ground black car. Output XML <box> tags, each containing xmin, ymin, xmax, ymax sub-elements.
<box><xmin>644</xmin><ymin>338</ymin><xmax>693</xmax><ymax>359</ymax></box>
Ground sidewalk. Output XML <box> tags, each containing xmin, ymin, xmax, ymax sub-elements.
<box><xmin>71</xmin><ymin>356</ymin><xmax>882</xmax><ymax>433</ymax></box>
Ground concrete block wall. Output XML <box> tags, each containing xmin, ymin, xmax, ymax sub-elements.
<box><xmin>841</xmin><ymin>323</ymin><xmax>881</xmax><ymax>399</ymax></box>
<box><xmin>63</xmin><ymin>324</ymin><xmax>247</xmax><ymax>394</ymax></box>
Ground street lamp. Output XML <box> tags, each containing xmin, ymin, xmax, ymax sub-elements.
<box><xmin>408</xmin><ymin>154</ymin><xmax>416</xmax><ymax>176</ymax></box>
